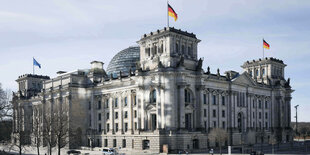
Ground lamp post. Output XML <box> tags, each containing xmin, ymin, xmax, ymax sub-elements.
<box><xmin>294</xmin><ymin>105</ymin><xmax>299</xmax><ymax>136</ymax></box>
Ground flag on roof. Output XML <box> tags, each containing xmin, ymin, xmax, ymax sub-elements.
<box><xmin>263</xmin><ymin>39</ymin><xmax>270</xmax><ymax>49</ymax></box>
<box><xmin>168</xmin><ymin>4</ymin><xmax>178</xmax><ymax>21</ymax></box>
<box><xmin>33</xmin><ymin>58</ymin><xmax>41</xmax><ymax>68</ymax></box>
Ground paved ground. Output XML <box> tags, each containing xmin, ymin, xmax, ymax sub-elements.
<box><xmin>0</xmin><ymin>141</ymin><xmax>309</xmax><ymax>155</ymax></box>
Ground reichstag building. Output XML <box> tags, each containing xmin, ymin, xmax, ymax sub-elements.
<box><xmin>12</xmin><ymin>27</ymin><xmax>293</xmax><ymax>153</ymax></box>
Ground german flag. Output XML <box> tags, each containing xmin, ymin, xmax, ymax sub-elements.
<box><xmin>168</xmin><ymin>4</ymin><xmax>178</xmax><ymax>21</ymax></box>
<box><xmin>263</xmin><ymin>39</ymin><xmax>270</xmax><ymax>49</ymax></box>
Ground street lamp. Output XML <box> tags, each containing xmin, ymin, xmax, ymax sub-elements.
<box><xmin>294</xmin><ymin>105</ymin><xmax>299</xmax><ymax>136</ymax></box>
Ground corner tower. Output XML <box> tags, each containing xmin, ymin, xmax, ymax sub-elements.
<box><xmin>241</xmin><ymin>57</ymin><xmax>287</xmax><ymax>85</ymax></box>
<box><xmin>137</xmin><ymin>27</ymin><xmax>201</xmax><ymax>71</ymax></box>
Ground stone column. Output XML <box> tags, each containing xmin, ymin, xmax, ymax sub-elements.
<box><xmin>139</xmin><ymin>88</ymin><xmax>145</xmax><ymax>130</ymax></box>
<box><xmin>178</xmin><ymin>85</ymin><xmax>185</xmax><ymax>129</ymax></box>
<box><xmin>156</xmin><ymin>86</ymin><xmax>161</xmax><ymax>129</ymax></box>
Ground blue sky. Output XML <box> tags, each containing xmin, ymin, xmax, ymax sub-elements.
<box><xmin>0</xmin><ymin>0</ymin><xmax>309</xmax><ymax>121</ymax></box>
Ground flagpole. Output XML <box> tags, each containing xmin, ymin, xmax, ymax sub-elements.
<box><xmin>33</xmin><ymin>57</ymin><xmax>35</xmax><ymax>75</ymax></box>
<box><xmin>167</xmin><ymin>0</ymin><xmax>169</xmax><ymax>28</ymax></box>
<box><xmin>263</xmin><ymin>38</ymin><xmax>265</xmax><ymax>59</ymax></box>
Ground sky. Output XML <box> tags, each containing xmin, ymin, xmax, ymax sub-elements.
<box><xmin>0</xmin><ymin>0</ymin><xmax>309</xmax><ymax>121</ymax></box>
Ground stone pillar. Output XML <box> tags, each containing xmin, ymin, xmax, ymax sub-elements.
<box><xmin>178</xmin><ymin>85</ymin><xmax>185</xmax><ymax>129</ymax></box>
<box><xmin>139</xmin><ymin>89</ymin><xmax>145</xmax><ymax>130</ymax></box>
<box><xmin>156</xmin><ymin>86</ymin><xmax>161</xmax><ymax>129</ymax></box>
<box><xmin>160</xmin><ymin>86</ymin><xmax>165</xmax><ymax>129</ymax></box>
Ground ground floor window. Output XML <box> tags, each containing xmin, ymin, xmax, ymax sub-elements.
<box><xmin>142</xmin><ymin>140</ymin><xmax>150</xmax><ymax>150</ymax></box>
<box><xmin>122</xmin><ymin>139</ymin><xmax>126</xmax><ymax>148</ymax></box>
<box><xmin>193</xmin><ymin>139</ymin><xmax>199</xmax><ymax>149</ymax></box>
<box><xmin>104</xmin><ymin>139</ymin><xmax>108</xmax><ymax>147</ymax></box>
<box><xmin>113</xmin><ymin>139</ymin><xmax>117</xmax><ymax>147</ymax></box>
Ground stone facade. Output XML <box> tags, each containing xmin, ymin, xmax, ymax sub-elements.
<box><xmin>11</xmin><ymin>27</ymin><xmax>293</xmax><ymax>153</ymax></box>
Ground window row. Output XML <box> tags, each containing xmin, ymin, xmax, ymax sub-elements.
<box><xmin>203</xmin><ymin>94</ymin><xmax>226</xmax><ymax>105</ymax></box>
<box><xmin>88</xmin><ymin>95</ymin><xmax>137</xmax><ymax>110</ymax></box>
<box><xmin>203</xmin><ymin>109</ymin><xmax>225</xmax><ymax>118</ymax></box>
<box><xmin>104</xmin><ymin>122</ymin><xmax>139</xmax><ymax>133</ymax></box>
<box><xmin>97</xmin><ymin>110</ymin><xmax>138</xmax><ymax>121</ymax></box>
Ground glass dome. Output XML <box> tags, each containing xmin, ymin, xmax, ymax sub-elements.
<box><xmin>106</xmin><ymin>46</ymin><xmax>140</xmax><ymax>77</ymax></box>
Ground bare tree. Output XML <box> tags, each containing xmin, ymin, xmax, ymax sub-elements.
<box><xmin>256</xmin><ymin>130</ymin><xmax>266</xmax><ymax>153</ymax></box>
<box><xmin>208</xmin><ymin>128</ymin><xmax>228</xmax><ymax>155</ymax></box>
<box><xmin>43</xmin><ymin>106</ymin><xmax>55</xmax><ymax>155</ymax></box>
<box><xmin>54</xmin><ymin>103</ymin><xmax>70</xmax><ymax>155</ymax></box>
<box><xmin>32</xmin><ymin>105</ymin><xmax>43</xmax><ymax>155</ymax></box>
<box><xmin>11</xmin><ymin>103</ymin><xmax>28</xmax><ymax>155</ymax></box>
<box><xmin>269</xmin><ymin>135</ymin><xmax>277</xmax><ymax>154</ymax></box>
<box><xmin>43</xmin><ymin>99</ymin><xmax>70</xmax><ymax>155</ymax></box>
<box><xmin>0</xmin><ymin>84</ymin><xmax>13</xmax><ymax>143</ymax></box>
<box><xmin>0</xmin><ymin>83</ymin><xmax>12</xmax><ymax>121</ymax></box>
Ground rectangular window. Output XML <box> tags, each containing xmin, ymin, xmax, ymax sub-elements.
<box><xmin>122</xmin><ymin>139</ymin><xmax>126</xmax><ymax>148</ymax></box>
<box><xmin>213</xmin><ymin>109</ymin><xmax>216</xmax><ymax>117</ymax></box>
<box><xmin>124</xmin><ymin>111</ymin><xmax>128</xmax><ymax>118</ymax></box>
<box><xmin>98</xmin><ymin>113</ymin><xmax>101</xmax><ymax>121</ymax></box>
<box><xmin>259</xmin><ymin>100</ymin><xmax>262</xmax><ymax>108</ymax></box>
<box><xmin>104</xmin><ymin>139</ymin><xmax>108</xmax><ymax>147</ymax></box>
<box><xmin>125</xmin><ymin>123</ymin><xmax>128</xmax><ymax>132</ymax></box>
<box><xmin>106</xmin><ymin>112</ymin><xmax>110</xmax><ymax>120</ymax></box>
<box><xmin>222</xmin><ymin>110</ymin><xmax>225</xmax><ymax>118</ymax></box>
<box><xmin>253</xmin><ymin>112</ymin><xmax>255</xmax><ymax>118</ymax></box>
<box><xmin>222</xmin><ymin>121</ymin><xmax>226</xmax><ymax>128</ymax></box>
<box><xmin>89</xmin><ymin>115</ymin><xmax>91</xmax><ymax>127</ymax></box>
<box><xmin>204</xmin><ymin>121</ymin><xmax>207</xmax><ymax>130</ymax></box>
<box><xmin>265</xmin><ymin>122</ymin><xmax>268</xmax><ymax>128</ymax></box>
<box><xmin>222</xmin><ymin>96</ymin><xmax>225</xmax><ymax>105</ymax></box>
<box><xmin>204</xmin><ymin>109</ymin><xmax>207</xmax><ymax>117</ymax></box>
<box><xmin>259</xmin><ymin>112</ymin><xmax>261</xmax><ymax>119</ymax></box>
<box><xmin>124</xmin><ymin>97</ymin><xmax>127</xmax><ymax>106</ymax></box>
<box><xmin>259</xmin><ymin>122</ymin><xmax>262</xmax><ymax>128</ymax></box>
<box><xmin>253</xmin><ymin>122</ymin><xmax>255</xmax><ymax>128</ymax></box>
<box><xmin>106</xmin><ymin>99</ymin><xmax>109</xmax><ymax>108</ymax></box>
<box><xmin>213</xmin><ymin>121</ymin><xmax>217</xmax><ymax>127</ymax></box>
<box><xmin>97</xmin><ymin>139</ymin><xmax>100</xmax><ymax>147</ymax></box>
<box><xmin>88</xmin><ymin>102</ymin><xmax>91</xmax><ymax>110</ymax></box>
<box><xmin>265</xmin><ymin>101</ymin><xmax>268</xmax><ymax>109</ymax></box>
<box><xmin>265</xmin><ymin>112</ymin><xmax>268</xmax><ymax>119</ymax></box>
<box><xmin>134</xmin><ymin>122</ymin><xmax>137</xmax><ymax>130</ymax></box>
<box><xmin>115</xmin><ymin>112</ymin><xmax>118</xmax><ymax>119</ymax></box>
<box><xmin>115</xmin><ymin>98</ymin><xmax>118</xmax><ymax>108</ymax></box>
<box><xmin>115</xmin><ymin>123</ymin><xmax>119</xmax><ymax>132</ymax></box>
<box><xmin>134</xmin><ymin>95</ymin><xmax>137</xmax><ymax>106</ymax></box>
<box><xmin>98</xmin><ymin>123</ymin><xmax>102</xmax><ymax>132</ymax></box>
<box><xmin>213</xmin><ymin>95</ymin><xmax>216</xmax><ymax>105</ymax></box>
<box><xmin>98</xmin><ymin>100</ymin><xmax>101</xmax><ymax>109</ymax></box>
<box><xmin>203</xmin><ymin>94</ymin><xmax>207</xmax><ymax>104</ymax></box>
<box><xmin>134</xmin><ymin>110</ymin><xmax>137</xmax><ymax>118</ymax></box>
<box><xmin>107</xmin><ymin>123</ymin><xmax>110</xmax><ymax>132</ymax></box>
<box><xmin>113</xmin><ymin>139</ymin><xmax>117</xmax><ymax>147</ymax></box>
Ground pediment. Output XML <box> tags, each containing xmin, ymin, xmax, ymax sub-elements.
<box><xmin>232</xmin><ymin>72</ymin><xmax>256</xmax><ymax>86</ymax></box>
<box><xmin>185</xmin><ymin>104</ymin><xmax>194</xmax><ymax>110</ymax></box>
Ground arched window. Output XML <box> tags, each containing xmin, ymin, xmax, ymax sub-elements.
<box><xmin>160</xmin><ymin>44</ymin><xmax>163</xmax><ymax>53</ymax></box>
<box><xmin>146</xmin><ymin>48</ymin><xmax>150</xmax><ymax>57</ymax></box>
<box><xmin>150</xmin><ymin>90</ymin><xmax>156</xmax><ymax>103</ymax></box>
<box><xmin>262</xmin><ymin>68</ymin><xmax>265</xmax><ymax>76</ymax></box>
<box><xmin>184</xmin><ymin>89</ymin><xmax>191</xmax><ymax>103</ymax></box>
<box><xmin>256</xmin><ymin>69</ymin><xmax>259</xmax><ymax>76</ymax></box>
<box><xmin>176</xmin><ymin>43</ymin><xmax>179</xmax><ymax>53</ymax></box>
<box><xmin>153</xmin><ymin>45</ymin><xmax>157</xmax><ymax>55</ymax></box>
